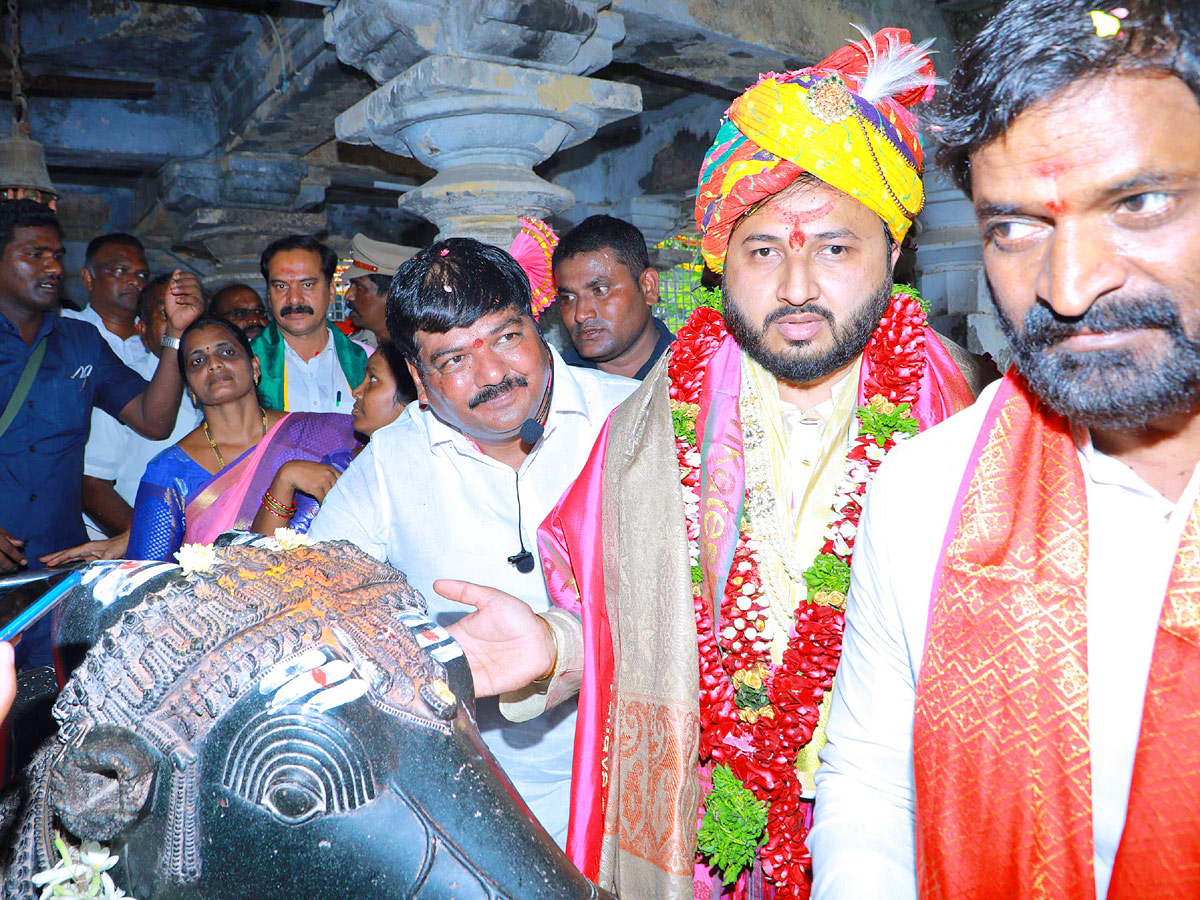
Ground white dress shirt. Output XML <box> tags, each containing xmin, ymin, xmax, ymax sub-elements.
<box><xmin>308</xmin><ymin>348</ymin><xmax>636</xmax><ymax>846</ymax></box>
<box><xmin>810</xmin><ymin>380</ymin><xmax>1200</xmax><ymax>900</ymax></box>
<box><xmin>282</xmin><ymin>329</ymin><xmax>355</xmax><ymax>413</ymax></box>
<box><xmin>62</xmin><ymin>306</ymin><xmax>201</xmax><ymax>539</ymax></box>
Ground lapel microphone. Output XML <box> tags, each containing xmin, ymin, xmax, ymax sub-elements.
<box><xmin>507</xmin><ymin>467</ymin><xmax>536</xmax><ymax>573</ymax></box>
<box><xmin>518</xmin><ymin>357</ymin><xmax>554</xmax><ymax>446</ymax></box>
<box><xmin>508</xmin><ymin>355</ymin><xmax>553</xmax><ymax>573</ymax></box>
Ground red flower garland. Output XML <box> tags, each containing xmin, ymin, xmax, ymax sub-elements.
<box><xmin>671</xmin><ymin>290</ymin><xmax>927</xmax><ymax>899</ymax></box>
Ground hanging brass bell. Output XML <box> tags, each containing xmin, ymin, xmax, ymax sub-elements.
<box><xmin>0</xmin><ymin>122</ymin><xmax>57</xmax><ymax>206</ymax></box>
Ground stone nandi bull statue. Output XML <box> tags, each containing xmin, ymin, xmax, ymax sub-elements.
<box><xmin>1</xmin><ymin>537</ymin><xmax>609</xmax><ymax>900</ymax></box>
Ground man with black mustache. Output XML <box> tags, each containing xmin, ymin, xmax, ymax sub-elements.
<box><xmin>65</xmin><ymin>233</ymin><xmax>151</xmax><ymax>538</ymax></box>
<box><xmin>810</xmin><ymin>2</ymin><xmax>1200</xmax><ymax>898</ymax></box>
<box><xmin>251</xmin><ymin>234</ymin><xmax>367</xmax><ymax>413</ymax></box>
<box><xmin>309</xmin><ymin>237</ymin><xmax>636</xmax><ymax>847</ymax></box>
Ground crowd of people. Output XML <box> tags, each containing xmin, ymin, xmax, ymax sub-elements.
<box><xmin>2</xmin><ymin>0</ymin><xmax>1199</xmax><ymax>895</ymax></box>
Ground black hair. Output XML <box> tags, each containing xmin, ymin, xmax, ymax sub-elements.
<box><xmin>0</xmin><ymin>199</ymin><xmax>61</xmax><ymax>255</ymax></box>
<box><xmin>84</xmin><ymin>233</ymin><xmax>145</xmax><ymax>271</ymax></box>
<box><xmin>176</xmin><ymin>313</ymin><xmax>256</xmax><ymax>382</ymax></box>
<box><xmin>386</xmin><ymin>237</ymin><xmax>533</xmax><ymax>364</ymax></box>
<box><xmin>934</xmin><ymin>0</ymin><xmax>1200</xmax><ymax>195</ymax></box>
<box><xmin>137</xmin><ymin>273</ymin><xmax>173</xmax><ymax>322</ymax></box>
<box><xmin>553</xmin><ymin>214</ymin><xmax>651</xmax><ymax>281</ymax></box>
<box><xmin>375</xmin><ymin>340</ymin><xmax>417</xmax><ymax>404</ymax></box>
<box><xmin>359</xmin><ymin>272</ymin><xmax>391</xmax><ymax>297</ymax></box>
<box><xmin>259</xmin><ymin>234</ymin><xmax>338</xmax><ymax>284</ymax></box>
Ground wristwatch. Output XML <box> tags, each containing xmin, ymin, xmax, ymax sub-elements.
<box><xmin>161</xmin><ymin>335</ymin><xmax>182</xmax><ymax>350</ymax></box>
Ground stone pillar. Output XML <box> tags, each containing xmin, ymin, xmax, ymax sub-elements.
<box><xmin>157</xmin><ymin>151</ymin><xmax>330</xmax><ymax>287</ymax></box>
<box><xmin>608</xmin><ymin>193</ymin><xmax>694</xmax><ymax>246</ymax></box>
<box><xmin>913</xmin><ymin>170</ymin><xmax>1009</xmax><ymax>369</ymax></box>
<box><xmin>326</xmin><ymin>0</ymin><xmax>642</xmax><ymax>248</ymax></box>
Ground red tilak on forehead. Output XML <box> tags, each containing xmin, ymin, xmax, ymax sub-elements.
<box><xmin>473</xmin><ymin>338</ymin><xmax>484</xmax><ymax>349</ymax></box>
<box><xmin>1046</xmin><ymin>199</ymin><xmax>1067</xmax><ymax>214</ymax></box>
<box><xmin>781</xmin><ymin>202</ymin><xmax>833</xmax><ymax>250</ymax></box>
<box><xmin>1033</xmin><ymin>160</ymin><xmax>1067</xmax><ymax>179</ymax></box>
<box><xmin>785</xmin><ymin>200</ymin><xmax>834</xmax><ymax>225</ymax></box>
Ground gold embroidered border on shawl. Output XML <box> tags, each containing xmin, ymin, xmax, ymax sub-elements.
<box><xmin>914</xmin><ymin>387</ymin><xmax>1094</xmax><ymax>899</ymax></box>
<box><xmin>1107</xmin><ymin>506</ymin><xmax>1200</xmax><ymax>898</ymax></box>
<box><xmin>596</xmin><ymin>354</ymin><xmax>701</xmax><ymax>899</ymax></box>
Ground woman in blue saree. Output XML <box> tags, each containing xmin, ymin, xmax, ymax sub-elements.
<box><xmin>126</xmin><ymin>315</ymin><xmax>360</xmax><ymax>562</ymax></box>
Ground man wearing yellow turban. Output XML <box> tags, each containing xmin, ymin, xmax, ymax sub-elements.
<box><xmin>442</xmin><ymin>26</ymin><xmax>990</xmax><ymax>900</ymax></box>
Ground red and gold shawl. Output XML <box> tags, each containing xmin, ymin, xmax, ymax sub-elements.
<box><xmin>915</xmin><ymin>371</ymin><xmax>1200</xmax><ymax>899</ymax></box>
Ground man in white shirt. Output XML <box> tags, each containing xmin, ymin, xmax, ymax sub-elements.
<box><xmin>811</xmin><ymin>2</ymin><xmax>1200</xmax><ymax>898</ymax></box>
<box><xmin>251</xmin><ymin>234</ymin><xmax>367</xmax><ymax>413</ymax></box>
<box><xmin>63</xmin><ymin>235</ymin><xmax>202</xmax><ymax>541</ymax></box>
<box><xmin>46</xmin><ymin>274</ymin><xmax>203</xmax><ymax>564</ymax></box>
<box><xmin>308</xmin><ymin>237</ymin><xmax>636</xmax><ymax>847</ymax></box>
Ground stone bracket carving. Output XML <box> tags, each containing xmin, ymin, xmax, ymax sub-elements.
<box><xmin>326</xmin><ymin>0</ymin><xmax>625</xmax><ymax>81</ymax></box>
<box><xmin>335</xmin><ymin>55</ymin><xmax>641</xmax><ymax>169</ymax></box>
<box><xmin>160</xmin><ymin>152</ymin><xmax>328</xmax><ymax>215</ymax></box>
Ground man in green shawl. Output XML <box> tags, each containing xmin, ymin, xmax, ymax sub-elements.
<box><xmin>252</xmin><ymin>234</ymin><xmax>366</xmax><ymax>412</ymax></box>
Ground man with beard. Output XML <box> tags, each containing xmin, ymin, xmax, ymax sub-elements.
<box><xmin>308</xmin><ymin>237</ymin><xmax>636</xmax><ymax>848</ymax></box>
<box><xmin>252</xmin><ymin>234</ymin><xmax>367</xmax><ymax>413</ymax></box>
<box><xmin>809</xmin><ymin>2</ymin><xmax>1200</xmax><ymax>899</ymax></box>
<box><xmin>439</xmin><ymin>29</ymin><xmax>986</xmax><ymax>898</ymax></box>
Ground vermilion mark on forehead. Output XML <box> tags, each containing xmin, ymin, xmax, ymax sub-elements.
<box><xmin>1032</xmin><ymin>160</ymin><xmax>1066</xmax><ymax>178</ymax></box>
<box><xmin>473</xmin><ymin>338</ymin><xmax>484</xmax><ymax>349</ymax></box>
<box><xmin>1046</xmin><ymin>199</ymin><xmax>1067</xmax><ymax>214</ymax></box>
<box><xmin>785</xmin><ymin>201</ymin><xmax>834</xmax><ymax>225</ymax></box>
<box><xmin>781</xmin><ymin>202</ymin><xmax>833</xmax><ymax>250</ymax></box>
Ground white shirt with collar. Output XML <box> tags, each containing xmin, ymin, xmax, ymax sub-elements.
<box><xmin>282</xmin><ymin>329</ymin><xmax>355</xmax><ymax>413</ymax></box>
<box><xmin>62</xmin><ymin>305</ymin><xmax>202</xmax><ymax>539</ymax></box>
<box><xmin>62</xmin><ymin>304</ymin><xmax>149</xmax><ymax>369</ymax></box>
<box><xmin>308</xmin><ymin>347</ymin><xmax>637</xmax><ymax>846</ymax></box>
<box><xmin>810</xmin><ymin>379</ymin><xmax>1200</xmax><ymax>900</ymax></box>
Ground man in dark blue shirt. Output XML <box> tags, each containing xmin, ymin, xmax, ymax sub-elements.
<box><xmin>0</xmin><ymin>200</ymin><xmax>202</xmax><ymax>666</ymax></box>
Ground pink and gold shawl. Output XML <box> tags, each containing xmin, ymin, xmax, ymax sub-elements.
<box><xmin>541</xmin><ymin>312</ymin><xmax>973</xmax><ymax>890</ymax></box>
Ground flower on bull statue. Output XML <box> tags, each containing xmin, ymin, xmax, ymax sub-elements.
<box><xmin>173</xmin><ymin>542</ymin><xmax>217</xmax><ymax>577</ymax></box>
<box><xmin>270</xmin><ymin>527</ymin><xmax>315</xmax><ymax>551</ymax></box>
<box><xmin>31</xmin><ymin>838</ymin><xmax>136</xmax><ymax>900</ymax></box>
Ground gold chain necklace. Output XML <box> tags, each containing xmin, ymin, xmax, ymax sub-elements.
<box><xmin>203</xmin><ymin>408</ymin><xmax>268</xmax><ymax>469</ymax></box>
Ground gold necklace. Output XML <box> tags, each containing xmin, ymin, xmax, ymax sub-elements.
<box><xmin>203</xmin><ymin>408</ymin><xmax>268</xmax><ymax>469</ymax></box>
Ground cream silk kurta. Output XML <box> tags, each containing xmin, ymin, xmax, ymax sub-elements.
<box><xmin>506</xmin><ymin>353</ymin><xmax>865</xmax><ymax>897</ymax></box>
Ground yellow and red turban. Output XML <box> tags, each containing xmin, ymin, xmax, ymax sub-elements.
<box><xmin>695</xmin><ymin>27</ymin><xmax>937</xmax><ymax>273</ymax></box>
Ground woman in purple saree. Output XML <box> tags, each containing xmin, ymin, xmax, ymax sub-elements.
<box><xmin>127</xmin><ymin>315</ymin><xmax>360</xmax><ymax>562</ymax></box>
